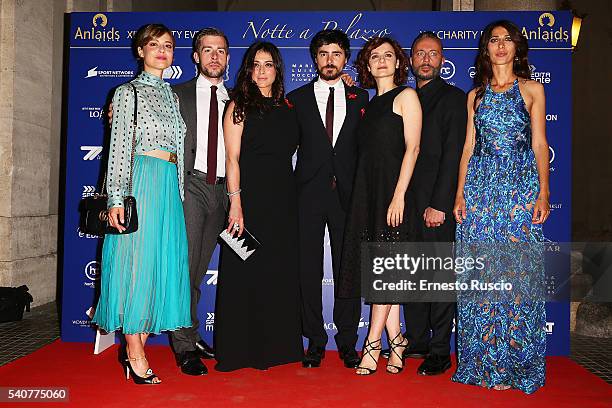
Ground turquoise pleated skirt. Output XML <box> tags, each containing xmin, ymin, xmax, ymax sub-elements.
<box><xmin>92</xmin><ymin>155</ymin><xmax>191</xmax><ymax>335</ymax></box>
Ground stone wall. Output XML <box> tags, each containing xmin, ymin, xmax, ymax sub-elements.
<box><xmin>0</xmin><ymin>0</ymin><xmax>63</xmax><ymax>306</ymax></box>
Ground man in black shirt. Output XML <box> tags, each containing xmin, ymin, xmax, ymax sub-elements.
<box><xmin>403</xmin><ymin>32</ymin><xmax>467</xmax><ymax>375</ymax></box>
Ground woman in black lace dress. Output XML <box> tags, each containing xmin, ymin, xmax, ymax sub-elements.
<box><xmin>337</xmin><ymin>37</ymin><xmax>421</xmax><ymax>375</ymax></box>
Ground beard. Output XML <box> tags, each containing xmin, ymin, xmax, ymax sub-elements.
<box><xmin>413</xmin><ymin>64</ymin><xmax>441</xmax><ymax>81</ymax></box>
<box><xmin>200</xmin><ymin>64</ymin><xmax>225</xmax><ymax>79</ymax></box>
<box><xmin>318</xmin><ymin>65</ymin><xmax>342</xmax><ymax>81</ymax></box>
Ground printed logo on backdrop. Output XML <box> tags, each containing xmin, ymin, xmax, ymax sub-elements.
<box><xmin>440</xmin><ymin>59</ymin><xmax>456</xmax><ymax>83</ymax></box>
<box><xmin>545</xmin><ymin>322</ymin><xmax>555</xmax><ymax>334</ymax></box>
<box><xmin>72</xmin><ymin>308</ymin><xmax>96</xmax><ymax>328</ymax></box>
<box><xmin>243</xmin><ymin>13</ymin><xmax>391</xmax><ymax>42</ymax></box>
<box><xmin>530</xmin><ymin>64</ymin><xmax>552</xmax><ymax>84</ymax></box>
<box><xmin>205</xmin><ymin>312</ymin><xmax>215</xmax><ymax>331</ymax></box>
<box><xmin>77</xmin><ymin>227</ymin><xmax>100</xmax><ymax>239</ymax></box>
<box><xmin>407</xmin><ymin>72</ymin><xmax>416</xmax><ymax>87</ymax></box>
<box><xmin>324</xmin><ymin>322</ymin><xmax>337</xmax><ymax>331</ymax></box>
<box><xmin>205</xmin><ymin>270</ymin><xmax>218</xmax><ymax>285</ymax></box>
<box><xmin>469</xmin><ymin>64</ymin><xmax>554</xmax><ymax>85</ymax></box>
<box><xmin>290</xmin><ymin>63</ymin><xmax>317</xmax><ymax>82</ymax></box>
<box><xmin>431</xmin><ymin>29</ymin><xmax>481</xmax><ymax>41</ymax></box>
<box><xmin>162</xmin><ymin>66</ymin><xmax>183</xmax><ymax>80</ymax></box>
<box><xmin>85</xmin><ymin>66</ymin><xmax>135</xmax><ymax>79</ymax></box>
<box><xmin>74</xmin><ymin>13</ymin><xmax>120</xmax><ymax>42</ymax></box>
<box><xmin>81</xmin><ymin>146</ymin><xmax>102</xmax><ymax>160</ymax></box>
<box><xmin>468</xmin><ymin>66</ymin><xmax>476</xmax><ymax>80</ymax></box>
<box><xmin>521</xmin><ymin>13</ymin><xmax>569</xmax><ymax>43</ymax></box>
<box><xmin>84</xmin><ymin>261</ymin><xmax>100</xmax><ymax>288</ymax></box>
<box><xmin>82</xmin><ymin>106</ymin><xmax>105</xmax><ymax>120</ymax></box>
<box><xmin>82</xmin><ymin>185</ymin><xmax>96</xmax><ymax>198</ymax></box>
<box><xmin>549</xmin><ymin>145</ymin><xmax>556</xmax><ymax>172</ymax></box>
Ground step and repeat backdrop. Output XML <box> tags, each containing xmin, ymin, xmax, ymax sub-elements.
<box><xmin>62</xmin><ymin>11</ymin><xmax>572</xmax><ymax>354</ymax></box>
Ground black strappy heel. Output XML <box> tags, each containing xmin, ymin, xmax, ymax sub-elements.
<box><xmin>124</xmin><ymin>356</ymin><xmax>161</xmax><ymax>385</ymax></box>
<box><xmin>386</xmin><ymin>332</ymin><xmax>408</xmax><ymax>374</ymax></box>
<box><xmin>356</xmin><ymin>338</ymin><xmax>382</xmax><ymax>375</ymax></box>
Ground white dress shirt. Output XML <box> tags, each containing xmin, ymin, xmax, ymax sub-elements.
<box><xmin>194</xmin><ymin>75</ymin><xmax>229</xmax><ymax>176</ymax></box>
<box><xmin>314</xmin><ymin>77</ymin><xmax>346</xmax><ymax>147</ymax></box>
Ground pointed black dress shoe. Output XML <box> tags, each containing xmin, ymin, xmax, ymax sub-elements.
<box><xmin>179</xmin><ymin>352</ymin><xmax>208</xmax><ymax>376</ymax></box>
<box><xmin>417</xmin><ymin>354</ymin><xmax>451</xmax><ymax>376</ymax></box>
<box><xmin>302</xmin><ymin>345</ymin><xmax>325</xmax><ymax>368</ymax></box>
<box><xmin>338</xmin><ymin>346</ymin><xmax>360</xmax><ymax>368</ymax></box>
<box><xmin>195</xmin><ymin>340</ymin><xmax>215</xmax><ymax>360</ymax></box>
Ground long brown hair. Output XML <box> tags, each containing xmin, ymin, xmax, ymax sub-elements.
<box><xmin>231</xmin><ymin>42</ymin><xmax>285</xmax><ymax>124</ymax></box>
<box><xmin>473</xmin><ymin>20</ymin><xmax>531</xmax><ymax>109</ymax></box>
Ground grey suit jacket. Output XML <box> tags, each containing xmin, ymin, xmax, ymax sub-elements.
<box><xmin>172</xmin><ymin>77</ymin><xmax>198</xmax><ymax>182</ymax></box>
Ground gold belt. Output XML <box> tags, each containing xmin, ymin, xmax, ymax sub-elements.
<box><xmin>141</xmin><ymin>149</ymin><xmax>177</xmax><ymax>164</ymax></box>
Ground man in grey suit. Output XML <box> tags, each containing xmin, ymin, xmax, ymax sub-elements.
<box><xmin>170</xmin><ymin>28</ymin><xmax>230</xmax><ymax>376</ymax></box>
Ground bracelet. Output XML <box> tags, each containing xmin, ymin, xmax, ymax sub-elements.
<box><xmin>227</xmin><ymin>189</ymin><xmax>241</xmax><ymax>197</ymax></box>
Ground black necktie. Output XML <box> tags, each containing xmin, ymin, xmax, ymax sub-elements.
<box><xmin>325</xmin><ymin>87</ymin><xmax>334</xmax><ymax>145</ymax></box>
<box><xmin>206</xmin><ymin>85</ymin><xmax>218</xmax><ymax>184</ymax></box>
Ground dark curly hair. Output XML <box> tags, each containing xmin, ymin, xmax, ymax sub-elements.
<box><xmin>474</xmin><ymin>20</ymin><xmax>530</xmax><ymax>108</ymax></box>
<box><xmin>309</xmin><ymin>30</ymin><xmax>351</xmax><ymax>64</ymax></box>
<box><xmin>355</xmin><ymin>37</ymin><xmax>409</xmax><ymax>89</ymax></box>
<box><xmin>231</xmin><ymin>42</ymin><xmax>285</xmax><ymax>124</ymax></box>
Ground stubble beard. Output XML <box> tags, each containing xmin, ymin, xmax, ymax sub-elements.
<box><xmin>413</xmin><ymin>64</ymin><xmax>441</xmax><ymax>81</ymax></box>
<box><xmin>200</xmin><ymin>65</ymin><xmax>225</xmax><ymax>79</ymax></box>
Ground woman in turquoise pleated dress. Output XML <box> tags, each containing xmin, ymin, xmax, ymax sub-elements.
<box><xmin>92</xmin><ymin>24</ymin><xmax>191</xmax><ymax>384</ymax></box>
<box><xmin>452</xmin><ymin>20</ymin><xmax>550</xmax><ymax>394</ymax></box>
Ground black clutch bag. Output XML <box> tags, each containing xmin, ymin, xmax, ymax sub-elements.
<box><xmin>79</xmin><ymin>84</ymin><xmax>139</xmax><ymax>236</ymax></box>
<box><xmin>80</xmin><ymin>195</ymin><xmax>138</xmax><ymax>235</ymax></box>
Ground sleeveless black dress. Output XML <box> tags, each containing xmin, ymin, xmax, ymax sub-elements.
<box><xmin>215</xmin><ymin>100</ymin><xmax>303</xmax><ymax>371</ymax></box>
<box><xmin>337</xmin><ymin>86</ymin><xmax>416</xmax><ymax>301</ymax></box>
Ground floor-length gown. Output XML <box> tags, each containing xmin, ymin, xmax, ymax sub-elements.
<box><xmin>215</xmin><ymin>99</ymin><xmax>303</xmax><ymax>371</ymax></box>
<box><xmin>92</xmin><ymin>72</ymin><xmax>191</xmax><ymax>335</ymax></box>
<box><xmin>452</xmin><ymin>79</ymin><xmax>546</xmax><ymax>394</ymax></box>
<box><xmin>338</xmin><ymin>86</ymin><xmax>416</xmax><ymax>301</ymax></box>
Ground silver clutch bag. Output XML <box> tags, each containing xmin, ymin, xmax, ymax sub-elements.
<box><xmin>219</xmin><ymin>227</ymin><xmax>261</xmax><ymax>261</ymax></box>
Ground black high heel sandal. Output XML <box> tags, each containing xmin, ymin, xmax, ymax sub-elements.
<box><xmin>124</xmin><ymin>356</ymin><xmax>161</xmax><ymax>385</ymax></box>
<box><xmin>356</xmin><ymin>338</ymin><xmax>382</xmax><ymax>376</ymax></box>
<box><xmin>386</xmin><ymin>332</ymin><xmax>408</xmax><ymax>374</ymax></box>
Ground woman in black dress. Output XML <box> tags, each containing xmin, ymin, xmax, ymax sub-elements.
<box><xmin>337</xmin><ymin>37</ymin><xmax>422</xmax><ymax>375</ymax></box>
<box><xmin>215</xmin><ymin>42</ymin><xmax>303</xmax><ymax>371</ymax></box>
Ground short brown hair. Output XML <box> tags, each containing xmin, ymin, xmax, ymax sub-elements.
<box><xmin>193</xmin><ymin>27</ymin><xmax>229</xmax><ymax>53</ymax></box>
<box><xmin>134</xmin><ymin>23</ymin><xmax>175</xmax><ymax>58</ymax></box>
<box><xmin>355</xmin><ymin>37</ymin><xmax>409</xmax><ymax>89</ymax></box>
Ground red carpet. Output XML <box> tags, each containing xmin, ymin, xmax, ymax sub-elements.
<box><xmin>0</xmin><ymin>341</ymin><xmax>610</xmax><ymax>407</ymax></box>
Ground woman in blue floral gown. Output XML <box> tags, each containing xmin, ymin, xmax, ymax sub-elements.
<box><xmin>452</xmin><ymin>21</ymin><xmax>551</xmax><ymax>394</ymax></box>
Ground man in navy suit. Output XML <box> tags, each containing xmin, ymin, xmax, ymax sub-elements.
<box><xmin>287</xmin><ymin>30</ymin><xmax>368</xmax><ymax>369</ymax></box>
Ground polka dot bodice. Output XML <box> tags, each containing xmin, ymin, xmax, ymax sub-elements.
<box><xmin>107</xmin><ymin>71</ymin><xmax>186</xmax><ymax>207</ymax></box>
